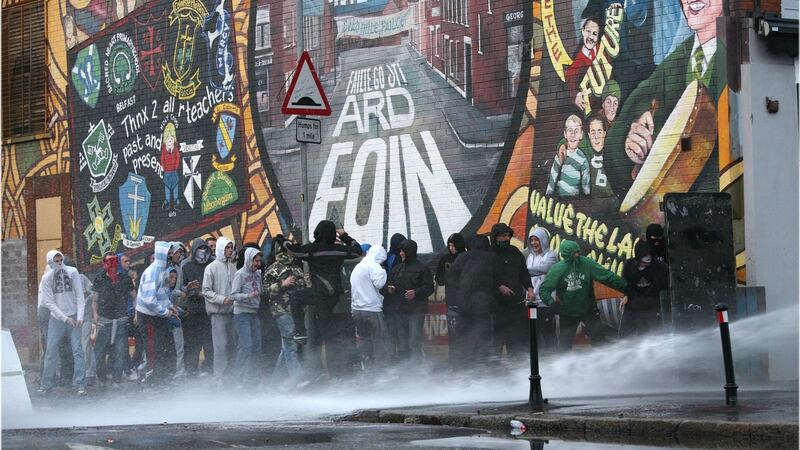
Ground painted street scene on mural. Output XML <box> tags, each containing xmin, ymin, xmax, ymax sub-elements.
<box><xmin>1</xmin><ymin>0</ymin><xmax>798</xmax><ymax>447</ymax></box>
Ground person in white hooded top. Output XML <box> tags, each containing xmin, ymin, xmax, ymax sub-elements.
<box><xmin>39</xmin><ymin>250</ymin><xmax>87</xmax><ymax>395</ymax></box>
<box><xmin>136</xmin><ymin>241</ymin><xmax>180</xmax><ymax>383</ymax></box>
<box><xmin>202</xmin><ymin>236</ymin><xmax>237</xmax><ymax>379</ymax></box>
<box><xmin>522</xmin><ymin>227</ymin><xmax>559</xmax><ymax>351</ymax></box>
<box><xmin>350</xmin><ymin>245</ymin><xmax>391</xmax><ymax>370</ymax></box>
<box><xmin>231</xmin><ymin>247</ymin><xmax>263</xmax><ymax>381</ymax></box>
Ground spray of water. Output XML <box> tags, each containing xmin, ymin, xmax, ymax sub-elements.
<box><xmin>4</xmin><ymin>305</ymin><xmax>795</xmax><ymax>430</ymax></box>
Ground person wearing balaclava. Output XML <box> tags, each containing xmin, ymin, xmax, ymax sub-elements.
<box><xmin>447</xmin><ymin>235</ymin><xmax>499</xmax><ymax>368</ymax></box>
<box><xmin>382</xmin><ymin>239</ymin><xmax>434</xmax><ymax>365</ymax></box>
<box><xmin>490</xmin><ymin>223</ymin><xmax>534</xmax><ymax>357</ymax></box>
<box><xmin>137</xmin><ymin>241</ymin><xmax>181</xmax><ymax>384</ymax></box>
<box><xmin>231</xmin><ymin>247</ymin><xmax>264</xmax><ymax>382</ymax></box>
<box><xmin>619</xmin><ymin>241</ymin><xmax>669</xmax><ymax>336</ymax></box>
<box><xmin>203</xmin><ymin>236</ymin><xmax>237</xmax><ymax>381</ymax></box>
<box><xmin>282</xmin><ymin>220</ymin><xmax>363</xmax><ymax>377</ymax></box>
<box><xmin>434</xmin><ymin>233</ymin><xmax>465</xmax><ymax>367</ymax></box>
<box><xmin>382</xmin><ymin>232</ymin><xmax>407</xmax><ymax>359</ymax></box>
<box><xmin>386</xmin><ymin>233</ymin><xmax>406</xmax><ymax>272</ymax></box>
<box><xmin>38</xmin><ymin>250</ymin><xmax>87</xmax><ymax>395</ymax></box>
<box><xmin>539</xmin><ymin>240</ymin><xmax>628</xmax><ymax>352</ymax></box>
<box><xmin>180</xmin><ymin>238</ymin><xmax>214</xmax><ymax>377</ymax></box>
<box><xmin>645</xmin><ymin>223</ymin><xmax>667</xmax><ymax>262</ymax></box>
<box><xmin>92</xmin><ymin>253</ymin><xmax>135</xmax><ymax>388</ymax></box>
<box><xmin>522</xmin><ymin>227</ymin><xmax>560</xmax><ymax>352</ymax></box>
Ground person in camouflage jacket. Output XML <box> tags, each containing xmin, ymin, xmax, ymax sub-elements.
<box><xmin>262</xmin><ymin>238</ymin><xmax>307</xmax><ymax>383</ymax></box>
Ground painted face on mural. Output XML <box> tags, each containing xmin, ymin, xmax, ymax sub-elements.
<box><xmin>682</xmin><ymin>0</ymin><xmax>723</xmax><ymax>42</ymax></box>
<box><xmin>588</xmin><ymin>119</ymin><xmax>606</xmax><ymax>152</ymax></box>
<box><xmin>581</xmin><ymin>19</ymin><xmax>600</xmax><ymax>52</ymax></box>
<box><xmin>564</xmin><ymin>115</ymin><xmax>583</xmax><ymax>150</ymax></box>
<box><xmin>602</xmin><ymin>95</ymin><xmax>619</xmax><ymax>123</ymax></box>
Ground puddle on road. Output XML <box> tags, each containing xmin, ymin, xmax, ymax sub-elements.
<box><xmin>410</xmin><ymin>435</ymin><xmax>685</xmax><ymax>449</ymax></box>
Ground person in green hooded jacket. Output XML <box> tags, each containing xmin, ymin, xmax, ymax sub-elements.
<box><xmin>539</xmin><ymin>240</ymin><xmax>628</xmax><ymax>352</ymax></box>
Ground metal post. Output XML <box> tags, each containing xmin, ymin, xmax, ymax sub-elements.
<box><xmin>296</xmin><ymin>0</ymin><xmax>309</xmax><ymax>244</ymax></box>
<box><xmin>527</xmin><ymin>301</ymin><xmax>544</xmax><ymax>410</ymax></box>
<box><xmin>714</xmin><ymin>303</ymin><xmax>738</xmax><ymax>406</ymax></box>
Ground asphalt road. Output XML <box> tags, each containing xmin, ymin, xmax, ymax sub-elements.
<box><xmin>2</xmin><ymin>421</ymin><xmax>710</xmax><ymax>449</ymax></box>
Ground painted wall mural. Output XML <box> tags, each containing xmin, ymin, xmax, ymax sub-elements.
<box><xmin>3</xmin><ymin>0</ymin><xmax>744</xmax><ymax>278</ymax></box>
<box><xmin>249</xmin><ymin>0</ymin><xmax>743</xmax><ymax>277</ymax></box>
<box><xmin>68</xmin><ymin>0</ymin><xmax>254</xmax><ymax>265</ymax></box>
<box><xmin>2</xmin><ymin>0</ymin><xmax>287</xmax><ymax>269</ymax></box>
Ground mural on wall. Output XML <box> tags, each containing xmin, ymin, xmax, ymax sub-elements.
<box><xmin>2</xmin><ymin>0</ymin><xmax>287</xmax><ymax>269</ymax></box>
<box><xmin>248</xmin><ymin>0</ymin><xmax>743</xmax><ymax>278</ymax></box>
<box><xmin>1</xmin><ymin>0</ymin><xmax>745</xmax><ymax>279</ymax></box>
<box><xmin>251</xmin><ymin>0</ymin><xmax>532</xmax><ymax>254</ymax></box>
<box><xmin>67</xmin><ymin>0</ymin><xmax>253</xmax><ymax>265</ymax></box>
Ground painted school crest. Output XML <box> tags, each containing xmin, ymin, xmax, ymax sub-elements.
<box><xmin>163</xmin><ymin>0</ymin><xmax>208</xmax><ymax>99</ymax></box>
<box><xmin>81</xmin><ymin>120</ymin><xmax>119</xmax><ymax>193</ymax></box>
<box><xmin>211</xmin><ymin>103</ymin><xmax>239</xmax><ymax>171</ymax></box>
<box><xmin>118</xmin><ymin>172</ymin><xmax>155</xmax><ymax>248</ymax></box>
<box><xmin>71</xmin><ymin>44</ymin><xmax>102</xmax><ymax>108</ymax></box>
<box><xmin>204</xmin><ymin>0</ymin><xmax>235</xmax><ymax>92</ymax></box>
<box><xmin>135</xmin><ymin>10</ymin><xmax>167</xmax><ymax>91</ymax></box>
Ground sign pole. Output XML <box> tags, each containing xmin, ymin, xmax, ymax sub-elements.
<box><xmin>300</xmin><ymin>125</ymin><xmax>310</xmax><ymax>244</ymax></box>
<box><xmin>296</xmin><ymin>0</ymin><xmax>308</xmax><ymax>244</ymax></box>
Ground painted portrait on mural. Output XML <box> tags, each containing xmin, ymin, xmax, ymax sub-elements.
<box><xmin>249</xmin><ymin>0</ymin><xmax>532</xmax><ymax>254</ymax></box>
<box><xmin>477</xmin><ymin>0</ymin><xmax>732</xmax><ymax>277</ymax></box>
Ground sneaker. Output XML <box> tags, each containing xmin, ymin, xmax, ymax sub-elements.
<box><xmin>36</xmin><ymin>387</ymin><xmax>51</xmax><ymax>396</ymax></box>
<box><xmin>76</xmin><ymin>389</ymin><xmax>87</xmax><ymax>396</ymax></box>
<box><xmin>126</xmin><ymin>370</ymin><xmax>139</xmax><ymax>381</ymax></box>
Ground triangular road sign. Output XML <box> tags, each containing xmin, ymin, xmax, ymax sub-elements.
<box><xmin>282</xmin><ymin>51</ymin><xmax>331</xmax><ymax>116</ymax></box>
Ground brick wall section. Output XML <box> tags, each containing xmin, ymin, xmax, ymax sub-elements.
<box><xmin>1</xmin><ymin>239</ymin><xmax>29</xmax><ymax>330</ymax></box>
<box><xmin>730</xmin><ymin>0</ymin><xmax>782</xmax><ymax>15</ymax></box>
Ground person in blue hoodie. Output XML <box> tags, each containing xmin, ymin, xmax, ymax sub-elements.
<box><xmin>136</xmin><ymin>241</ymin><xmax>180</xmax><ymax>384</ymax></box>
<box><xmin>231</xmin><ymin>247</ymin><xmax>264</xmax><ymax>381</ymax></box>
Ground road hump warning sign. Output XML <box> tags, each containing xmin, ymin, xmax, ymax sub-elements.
<box><xmin>282</xmin><ymin>51</ymin><xmax>331</xmax><ymax>116</ymax></box>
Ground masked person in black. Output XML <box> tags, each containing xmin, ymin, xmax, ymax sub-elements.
<box><xmin>435</xmin><ymin>233</ymin><xmax>466</xmax><ymax>367</ymax></box>
<box><xmin>383</xmin><ymin>239</ymin><xmax>434</xmax><ymax>366</ymax></box>
<box><xmin>620</xmin><ymin>241</ymin><xmax>669</xmax><ymax>336</ymax></box>
<box><xmin>490</xmin><ymin>223</ymin><xmax>534</xmax><ymax>357</ymax></box>
<box><xmin>646</xmin><ymin>223</ymin><xmax>667</xmax><ymax>262</ymax></box>
<box><xmin>447</xmin><ymin>235</ymin><xmax>498</xmax><ymax>368</ymax></box>
<box><xmin>179</xmin><ymin>238</ymin><xmax>213</xmax><ymax>377</ymax></box>
<box><xmin>283</xmin><ymin>220</ymin><xmax>363</xmax><ymax>377</ymax></box>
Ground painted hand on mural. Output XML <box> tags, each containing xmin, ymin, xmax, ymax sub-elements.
<box><xmin>624</xmin><ymin>110</ymin><xmax>655</xmax><ymax>166</ymax></box>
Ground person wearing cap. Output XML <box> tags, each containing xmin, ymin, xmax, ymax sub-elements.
<box><xmin>539</xmin><ymin>240</ymin><xmax>628</xmax><ymax>352</ymax></box>
<box><xmin>620</xmin><ymin>241</ymin><xmax>669</xmax><ymax>336</ymax></box>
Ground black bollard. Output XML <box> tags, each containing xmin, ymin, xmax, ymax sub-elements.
<box><xmin>527</xmin><ymin>301</ymin><xmax>544</xmax><ymax>410</ymax></box>
<box><xmin>714</xmin><ymin>303</ymin><xmax>738</xmax><ymax>406</ymax></box>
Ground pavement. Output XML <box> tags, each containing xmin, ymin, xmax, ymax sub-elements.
<box><xmin>341</xmin><ymin>386</ymin><xmax>799</xmax><ymax>449</ymax></box>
